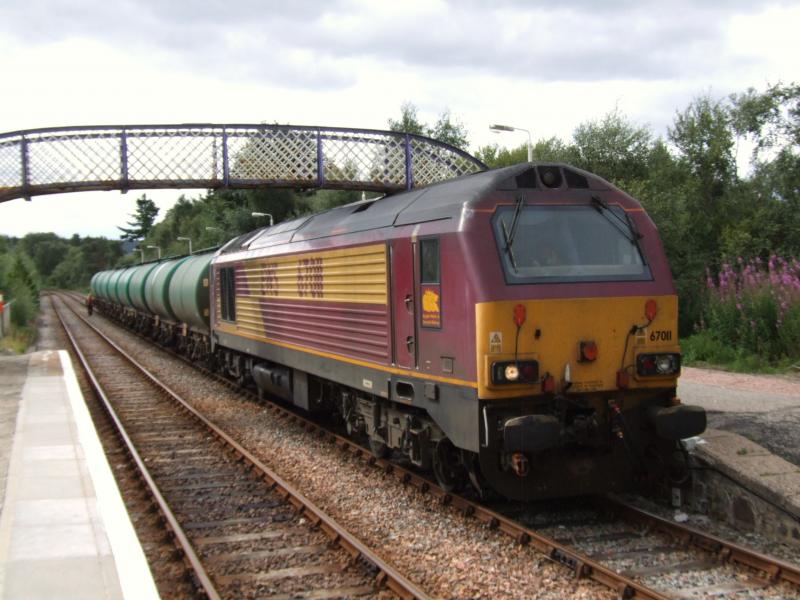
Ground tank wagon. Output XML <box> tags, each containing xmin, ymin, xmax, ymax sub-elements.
<box><xmin>93</xmin><ymin>162</ymin><xmax>706</xmax><ymax>501</ymax></box>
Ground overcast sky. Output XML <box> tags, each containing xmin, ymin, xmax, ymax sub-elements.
<box><xmin>0</xmin><ymin>0</ymin><xmax>797</xmax><ymax>239</ymax></box>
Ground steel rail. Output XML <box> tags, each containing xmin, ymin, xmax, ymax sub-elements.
<box><xmin>601</xmin><ymin>496</ymin><xmax>800</xmax><ymax>587</ymax></box>
<box><xmin>60</xmin><ymin>292</ymin><xmax>667</xmax><ymax>599</ymax></box>
<box><xmin>53</xmin><ymin>293</ymin><xmax>431</xmax><ymax>600</ymax></box>
<box><xmin>65</xmin><ymin>291</ymin><xmax>800</xmax><ymax>599</ymax></box>
<box><xmin>52</xmin><ymin>296</ymin><xmax>222</xmax><ymax>600</ymax></box>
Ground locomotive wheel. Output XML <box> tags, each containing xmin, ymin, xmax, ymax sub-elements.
<box><xmin>433</xmin><ymin>438</ymin><xmax>465</xmax><ymax>492</ymax></box>
<box><xmin>368</xmin><ymin>437</ymin><xmax>390</xmax><ymax>458</ymax></box>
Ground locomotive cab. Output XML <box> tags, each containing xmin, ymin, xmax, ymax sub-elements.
<box><xmin>468</xmin><ymin>165</ymin><xmax>706</xmax><ymax>500</ymax></box>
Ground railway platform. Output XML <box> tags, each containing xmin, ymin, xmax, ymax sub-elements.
<box><xmin>0</xmin><ymin>350</ymin><xmax>158</xmax><ymax>600</ymax></box>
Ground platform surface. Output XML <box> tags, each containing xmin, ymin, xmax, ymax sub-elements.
<box><xmin>0</xmin><ymin>350</ymin><xmax>158</xmax><ymax>600</ymax></box>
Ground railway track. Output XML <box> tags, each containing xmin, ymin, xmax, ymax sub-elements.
<box><xmin>51</xmin><ymin>293</ymin><xmax>427</xmax><ymax>600</ymax></box>
<box><xmin>57</xmin><ymin>291</ymin><xmax>800</xmax><ymax>599</ymax></box>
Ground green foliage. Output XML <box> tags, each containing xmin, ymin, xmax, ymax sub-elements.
<box><xmin>17</xmin><ymin>232</ymin><xmax>70</xmax><ymax>280</ymax></box>
<box><xmin>0</xmin><ymin>251</ymin><xmax>40</xmax><ymax>329</ymax></box>
<box><xmin>694</xmin><ymin>257</ymin><xmax>800</xmax><ymax>371</ymax></box>
<box><xmin>388</xmin><ymin>103</ymin><xmax>470</xmax><ymax>150</ymax></box>
<box><xmin>388</xmin><ymin>102</ymin><xmax>427</xmax><ymax>136</ymax></box>
<box><xmin>477</xmin><ymin>137</ymin><xmax>578</xmax><ymax>168</ymax></box>
<box><xmin>572</xmin><ymin>109</ymin><xmax>652</xmax><ymax>186</ymax></box>
<box><xmin>118</xmin><ymin>194</ymin><xmax>160</xmax><ymax>241</ymax></box>
<box><xmin>669</xmin><ymin>95</ymin><xmax>736</xmax><ymax>205</ymax></box>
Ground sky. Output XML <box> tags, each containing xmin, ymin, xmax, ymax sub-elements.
<box><xmin>0</xmin><ymin>0</ymin><xmax>798</xmax><ymax>239</ymax></box>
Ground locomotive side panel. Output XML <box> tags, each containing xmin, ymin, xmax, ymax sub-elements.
<box><xmin>214</xmin><ymin>243</ymin><xmax>391</xmax><ymax>365</ymax></box>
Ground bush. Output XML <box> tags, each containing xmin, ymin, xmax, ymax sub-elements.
<box><xmin>8</xmin><ymin>283</ymin><xmax>37</xmax><ymax>328</ymax></box>
<box><xmin>699</xmin><ymin>255</ymin><xmax>800</xmax><ymax>365</ymax></box>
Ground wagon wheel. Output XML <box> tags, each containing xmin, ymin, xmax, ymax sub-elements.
<box><xmin>433</xmin><ymin>438</ymin><xmax>465</xmax><ymax>492</ymax></box>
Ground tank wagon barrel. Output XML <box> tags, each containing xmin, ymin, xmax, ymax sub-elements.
<box><xmin>91</xmin><ymin>162</ymin><xmax>706</xmax><ymax>501</ymax></box>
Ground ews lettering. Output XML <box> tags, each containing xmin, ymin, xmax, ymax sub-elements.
<box><xmin>297</xmin><ymin>257</ymin><xmax>323</xmax><ymax>298</ymax></box>
<box><xmin>261</xmin><ymin>263</ymin><xmax>278</xmax><ymax>296</ymax></box>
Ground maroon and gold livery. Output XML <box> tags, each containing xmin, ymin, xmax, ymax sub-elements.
<box><xmin>208</xmin><ymin>162</ymin><xmax>705</xmax><ymax>500</ymax></box>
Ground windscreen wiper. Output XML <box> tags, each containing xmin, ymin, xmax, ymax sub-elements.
<box><xmin>591</xmin><ymin>195</ymin><xmax>642</xmax><ymax>246</ymax></box>
<box><xmin>501</xmin><ymin>196</ymin><xmax>525</xmax><ymax>271</ymax></box>
<box><xmin>501</xmin><ymin>218</ymin><xmax>518</xmax><ymax>271</ymax></box>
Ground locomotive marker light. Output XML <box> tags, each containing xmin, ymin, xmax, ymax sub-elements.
<box><xmin>579</xmin><ymin>340</ymin><xmax>598</xmax><ymax>362</ymax></box>
<box><xmin>513</xmin><ymin>303</ymin><xmax>526</xmax><ymax>327</ymax></box>
<box><xmin>645</xmin><ymin>298</ymin><xmax>658</xmax><ymax>321</ymax></box>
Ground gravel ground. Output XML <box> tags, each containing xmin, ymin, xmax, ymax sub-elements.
<box><xmin>74</xmin><ymin>303</ymin><xmax>613</xmax><ymax>599</ymax></box>
<box><xmin>60</xmin><ymin>297</ymin><xmax>800</xmax><ymax>599</ymax></box>
<box><xmin>678</xmin><ymin>367</ymin><xmax>800</xmax><ymax>466</ymax></box>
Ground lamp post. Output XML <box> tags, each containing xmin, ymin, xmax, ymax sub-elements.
<box><xmin>490</xmin><ymin>124</ymin><xmax>533</xmax><ymax>163</ymax></box>
<box><xmin>177</xmin><ymin>236</ymin><xmax>193</xmax><ymax>255</ymax></box>
<box><xmin>251</xmin><ymin>212</ymin><xmax>274</xmax><ymax>226</ymax></box>
<box><xmin>146</xmin><ymin>245</ymin><xmax>162</xmax><ymax>259</ymax></box>
<box><xmin>205</xmin><ymin>226</ymin><xmax>224</xmax><ymax>242</ymax></box>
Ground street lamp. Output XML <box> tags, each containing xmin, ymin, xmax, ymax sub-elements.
<box><xmin>205</xmin><ymin>226</ymin><xmax>224</xmax><ymax>241</ymax></box>
<box><xmin>177</xmin><ymin>236</ymin><xmax>193</xmax><ymax>255</ymax></box>
<box><xmin>490</xmin><ymin>124</ymin><xmax>533</xmax><ymax>163</ymax></box>
<box><xmin>251</xmin><ymin>212</ymin><xmax>274</xmax><ymax>226</ymax></box>
<box><xmin>146</xmin><ymin>244</ymin><xmax>162</xmax><ymax>259</ymax></box>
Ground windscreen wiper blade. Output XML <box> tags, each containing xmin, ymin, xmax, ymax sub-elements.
<box><xmin>501</xmin><ymin>217</ymin><xmax>518</xmax><ymax>271</ymax></box>
<box><xmin>591</xmin><ymin>195</ymin><xmax>642</xmax><ymax>245</ymax></box>
<box><xmin>506</xmin><ymin>195</ymin><xmax>525</xmax><ymax>248</ymax></box>
<box><xmin>502</xmin><ymin>196</ymin><xmax>525</xmax><ymax>271</ymax></box>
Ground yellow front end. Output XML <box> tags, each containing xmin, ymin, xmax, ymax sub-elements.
<box><xmin>476</xmin><ymin>294</ymin><xmax>680</xmax><ymax>399</ymax></box>
<box><xmin>472</xmin><ymin>294</ymin><xmax>703</xmax><ymax>500</ymax></box>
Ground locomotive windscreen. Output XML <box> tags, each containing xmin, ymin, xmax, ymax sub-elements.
<box><xmin>493</xmin><ymin>205</ymin><xmax>652</xmax><ymax>284</ymax></box>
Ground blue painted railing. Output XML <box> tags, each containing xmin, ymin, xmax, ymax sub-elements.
<box><xmin>0</xmin><ymin>124</ymin><xmax>486</xmax><ymax>202</ymax></box>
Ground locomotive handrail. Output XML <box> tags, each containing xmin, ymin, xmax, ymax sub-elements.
<box><xmin>0</xmin><ymin>123</ymin><xmax>487</xmax><ymax>202</ymax></box>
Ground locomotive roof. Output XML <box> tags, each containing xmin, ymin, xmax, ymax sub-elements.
<box><xmin>220</xmin><ymin>163</ymin><xmax>615</xmax><ymax>254</ymax></box>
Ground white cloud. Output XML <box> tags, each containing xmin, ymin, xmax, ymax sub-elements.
<box><xmin>0</xmin><ymin>1</ymin><xmax>798</xmax><ymax>238</ymax></box>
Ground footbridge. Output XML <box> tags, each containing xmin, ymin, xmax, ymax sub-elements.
<box><xmin>0</xmin><ymin>124</ymin><xmax>486</xmax><ymax>203</ymax></box>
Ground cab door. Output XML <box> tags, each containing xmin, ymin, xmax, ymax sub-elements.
<box><xmin>390</xmin><ymin>239</ymin><xmax>417</xmax><ymax>369</ymax></box>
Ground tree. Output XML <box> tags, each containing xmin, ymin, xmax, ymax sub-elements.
<box><xmin>669</xmin><ymin>96</ymin><xmax>736</xmax><ymax>206</ymax></box>
<box><xmin>572</xmin><ymin>109</ymin><xmax>652</xmax><ymax>186</ymax></box>
<box><xmin>388</xmin><ymin>103</ymin><xmax>470</xmax><ymax>150</ymax></box>
<box><xmin>118</xmin><ymin>195</ymin><xmax>159</xmax><ymax>241</ymax></box>
<box><xmin>388</xmin><ymin>102</ymin><xmax>426</xmax><ymax>136</ymax></box>
<box><xmin>17</xmin><ymin>233</ymin><xmax>70</xmax><ymax>280</ymax></box>
<box><xmin>428</xmin><ymin>110</ymin><xmax>469</xmax><ymax>151</ymax></box>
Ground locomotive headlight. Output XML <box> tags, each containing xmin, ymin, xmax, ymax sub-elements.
<box><xmin>491</xmin><ymin>360</ymin><xmax>539</xmax><ymax>384</ymax></box>
<box><xmin>636</xmin><ymin>353</ymin><xmax>680</xmax><ymax>377</ymax></box>
<box><xmin>655</xmin><ymin>355</ymin><xmax>675</xmax><ymax>374</ymax></box>
<box><xmin>504</xmin><ymin>364</ymin><xmax>520</xmax><ymax>381</ymax></box>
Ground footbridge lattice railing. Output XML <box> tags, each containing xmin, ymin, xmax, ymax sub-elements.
<box><xmin>0</xmin><ymin>124</ymin><xmax>487</xmax><ymax>203</ymax></box>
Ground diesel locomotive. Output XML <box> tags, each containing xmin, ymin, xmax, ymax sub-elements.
<box><xmin>91</xmin><ymin>162</ymin><xmax>706</xmax><ymax>501</ymax></box>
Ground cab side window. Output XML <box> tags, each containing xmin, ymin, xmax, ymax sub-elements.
<box><xmin>219</xmin><ymin>267</ymin><xmax>236</xmax><ymax>321</ymax></box>
<box><xmin>420</xmin><ymin>238</ymin><xmax>440</xmax><ymax>284</ymax></box>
